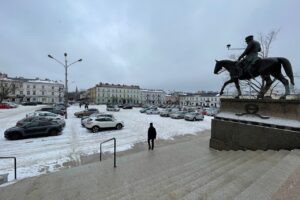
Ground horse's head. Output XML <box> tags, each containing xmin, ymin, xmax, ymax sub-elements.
<box><xmin>214</xmin><ymin>60</ymin><xmax>236</xmax><ymax>75</ymax></box>
<box><xmin>214</xmin><ymin>60</ymin><xmax>223</xmax><ymax>74</ymax></box>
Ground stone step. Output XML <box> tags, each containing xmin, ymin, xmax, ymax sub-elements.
<box><xmin>106</xmin><ymin>150</ymin><xmax>239</xmax><ymax>200</ymax></box>
<box><xmin>124</xmin><ymin>151</ymin><xmax>259</xmax><ymax>200</ymax></box>
<box><xmin>81</xmin><ymin>136</ymin><xmax>211</xmax><ymax>199</ymax></box>
<box><xmin>181</xmin><ymin>150</ymin><xmax>285</xmax><ymax>200</ymax></box>
<box><xmin>205</xmin><ymin>150</ymin><xmax>290</xmax><ymax>200</ymax></box>
<box><xmin>156</xmin><ymin>150</ymin><xmax>265</xmax><ymax>200</ymax></box>
<box><xmin>234</xmin><ymin>150</ymin><xmax>300</xmax><ymax>200</ymax></box>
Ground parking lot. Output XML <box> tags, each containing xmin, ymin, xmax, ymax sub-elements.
<box><xmin>0</xmin><ymin>105</ymin><xmax>212</xmax><ymax>181</ymax></box>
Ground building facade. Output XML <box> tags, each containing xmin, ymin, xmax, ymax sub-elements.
<box><xmin>89</xmin><ymin>83</ymin><xmax>141</xmax><ymax>105</ymax></box>
<box><xmin>140</xmin><ymin>89</ymin><xmax>166</xmax><ymax>105</ymax></box>
<box><xmin>179</xmin><ymin>92</ymin><xmax>220</xmax><ymax>108</ymax></box>
<box><xmin>0</xmin><ymin>73</ymin><xmax>64</xmax><ymax>104</ymax></box>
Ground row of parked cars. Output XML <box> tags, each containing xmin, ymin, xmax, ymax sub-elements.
<box><xmin>74</xmin><ymin>108</ymin><xmax>124</xmax><ymax>133</ymax></box>
<box><xmin>140</xmin><ymin>106</ymin><xmax>219</xmax><ymax>121</ymax></box>
<box><xmin>4</xmin><ymin>104</ymin><xmax>67</xmax><ymax>140</ymax></box>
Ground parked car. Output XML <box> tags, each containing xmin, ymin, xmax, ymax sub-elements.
<box><xmin>123</xmin><ymin>104</ymin><xmax>133</xmax><ymax>109</ymax></box>
<box><xmin>26</xmin><ymin>111</ymin><xmax>64</xmax><ymax>120</ymax></box>
<box><xmin>22</xmin><ymin>102</ymin><xmax>37</xmax><ymax>106</ymax></box>
<box><xmin>146</xmin><ymin>108</ymin><xmax>160</xmax><ymax>115</ymax></box>
<box><xmin>81</xmin><ymin>113</ymin><xmax>115</xmax><ymax>127</ymax></box>
<box><xmin>160</xmin><ymin>108</ymin><xmax>173</xmax><ymax>117</ymax></box>
<box><xmin>37</xmin><ymin>107</ymin><xmax>65</xmax><ymax>116</ymax></box>
<box><xmin>140</xmin><ymin>108</ymin><xmax>150</xmax><ymax>113</ymax></box>
<box><xmin>4</xmin><ymin>120</ymin><xmax>63</xmax><ymax>140</ymax></box>
<box><xmin>0</xmin><ymin>102</ymin><xmax>14</xmax><ymax>109</ymax></box>
<box><xmin>74</xmin><ymin>108</ymin><xmax>100</xmax><ymax>118</ymax></box>
<box><xmin>17</xmin><ymin>116</ymin><xmax>65</xmax><ymax>128</ymax></box>
<box><xmin>106</xmin><ymin>105</ymin><xmax>120</xmax><ymax>112</ymax></box>
<box><xmin>184</xmin><ymin>112</ymin><xmax>204</xmax><ymax>121</ymax></box>
<box><xmin>170</xmin><ymin>111</ymin><xmax>188</xmax><ymax>119</ymax></box>
<box><xmin>84</xmin><ymin>117</ymin><xmax>124</xmax><ymax>133</ymax></box>
<box><xmin>204</xmin><ymin>107</ymin><xmax>219</xmax><ymax>116</ymax></box>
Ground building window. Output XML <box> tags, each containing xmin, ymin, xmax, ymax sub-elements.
<box><xmin>20</xmin><ymin>91</ymin><xmax>23</xmax><ymax>95</ymax></box>
<box><xmin>42</xmin><ymin>85</ymin><xmax>45</xmax><ymax>89</ymax></box>
<box><xmin>33</xmin><ymin>91</ymin><xmax>36</xmax><ymax>95</ymax></box>
<box><xmin>33</xmin><ymin>85</ymin><xmax>36</xmax><ymax>89</ymax></box>
<box><xmin>52</xmin><ymin>86</ymin><xmax>54</xmax><ymax>90</ymax></box>
<box><xmin>27</xmin><ymin>85</ymin><xmax>30</xmax><ymax>88</ymax></box>
<box><xmin>27</xmin><ymin>91</ymin><xmax>30</xmax><ymax>95</ymax></box>
<box><xmin>52</xmin><ymin>92</ymin><xmax>54</xmax><ymax>95</ymax></box>
<box><xmin>42</xmin><ymin>91</ymin><xmax>45</xmax><ymax>95</ymax></box>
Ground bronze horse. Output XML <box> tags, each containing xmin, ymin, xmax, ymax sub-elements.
<box><xmin>214</xmin><ymin>58</ymin><xmax>294</xmax><ymax>99</ymax></box>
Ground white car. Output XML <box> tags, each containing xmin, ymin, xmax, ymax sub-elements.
<box><xmin>85</xmin><ymin>117</ymin><xmax>124</xmax><ymax>133</ymax></box>
<box><xmin>81</xmin><ymin>113</ymin><xmax>115</xmax><ymax>127</ymax></box>
<box><xmin>26</xmin><ymin>111</ymin><xmax>64</xmax><ymax>120</ymax></box>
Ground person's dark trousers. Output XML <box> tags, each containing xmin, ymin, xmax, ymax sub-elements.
<box><xmin>148</xmin><ymin>138</ymin><xmax>154</xmax><ymax>150</ymax></box>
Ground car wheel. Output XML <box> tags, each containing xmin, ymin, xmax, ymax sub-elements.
<box><xmin>193</xmin><ymin>117</ymin><xmax>196</xmax><ymax>121</ymax></box>
<box><xmin>116</xmin><ymin>124</ymin><xmax>122</xmax><ymax>130</ymax></box>
<box><xmin>10</xmin><ymin>132</ymin><xmax>22</xmax><ymax>140</ymax></box>
<box><xmin>92</xmin><ymin>126</ymin><xmax>100</xmax><ymax>133</ymax></box>
<box><xmin>49</xmin><ymin>129</ymin><xmax>58</xmax><ymax>136</ymax></box>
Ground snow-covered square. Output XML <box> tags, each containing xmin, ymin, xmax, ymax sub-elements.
<box><xmin>0</xmin><ymin>105</ymin><xmax>212</xmax><ymax>181</ymax></box>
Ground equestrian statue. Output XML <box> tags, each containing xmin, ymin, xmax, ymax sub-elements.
<box><xmin>214</xmin><ymin>35</ymin><xmax>294</xmax><ymax>99</ymax></box>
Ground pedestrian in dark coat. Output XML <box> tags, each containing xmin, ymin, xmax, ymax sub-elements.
<box><xmin>148</xmin><ymin>123</ymin><xmax>157</xmax><ymax>150</ymax></box>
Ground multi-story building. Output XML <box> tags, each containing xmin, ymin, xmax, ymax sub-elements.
<box><xmin>0</xmin><ymin>72</ymin><xmax>64</xmax><ymax>104</ymax></box>
<box><xmin>179</xmin><ymin>92</ymin><xmax>220</xmax><ymax>108</ymax></box>
<box><xmin>89</xmin><ymin>83</ymin><xmax>141</xmax><ymax>105</ymax></box>
<box><xmin>140</xmin><ymin>89</ymin><xmax>166</xmax><ymax>105</ymax></box>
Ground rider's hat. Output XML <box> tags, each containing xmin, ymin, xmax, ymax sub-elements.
<box><xmin>245</xmin><ymin>35</ymin><xmax>253</xmax><ymax>42</ymax></box>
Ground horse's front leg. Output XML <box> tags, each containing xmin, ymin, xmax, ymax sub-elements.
<box><xmin>219</xmin><ymin>79</ymin><xmax>234</xmax><ymax>95</ymax></box>
<box><xmin>234</xmin><ymin>79</ymin><xmax>242</xmax><ymax>99</ymax></box>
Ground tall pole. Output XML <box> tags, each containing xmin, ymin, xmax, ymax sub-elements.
<box><xmin>64</xmin><ymin>53</ymin><xmax>68</xmax><ymax>119</ymax></box>
<box><xmin>48</xmin><ymin>53</ymin><xmax>82</xmax><ymax>120</ymax></box>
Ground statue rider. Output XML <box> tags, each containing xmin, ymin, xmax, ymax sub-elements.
<box><xmin>237</xmin><ymin>35</ymin><xmax>261</xmax><ymax>78</ymax></box>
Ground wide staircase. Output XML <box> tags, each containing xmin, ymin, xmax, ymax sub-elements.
<box><xmin>1</xmin><ymin>132</ymin><xmax>300</xmax><ymax>200</ymax></box>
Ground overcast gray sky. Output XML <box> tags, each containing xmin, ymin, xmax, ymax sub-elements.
<box><xmin>1</xmin><ymin>0</ymin><xmax>299</xmax><ymax>92</ymax></box>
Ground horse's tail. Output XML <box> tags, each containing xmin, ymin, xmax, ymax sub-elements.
<box><xmin>278</xmin><ymin>57</ymin><xmax>295</xmax><ymax>85</ymax></box>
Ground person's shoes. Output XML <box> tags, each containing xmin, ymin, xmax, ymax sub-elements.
<box><xmin>148</xmin><ymin>147</ymin><xmax>151</xmax><ymax>150</ymax></box>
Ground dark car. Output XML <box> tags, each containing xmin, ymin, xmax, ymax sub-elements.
<box><xmin>74</xmin><ymin>108</ymin><xmax>100</xmax><ymax>118</ymax></box>
<box><xmin>123</xmin><ymin>104</ymin><xmax>133</xmax><ymax>109</ymax></box>
<box><xmin>37</xmin><ymin>107</ymin><xmax>65</xmax><ymax>116</ymax></box>
<box><xmin>16</xmin><ymin>116</ymin><xmax>65</xmax><ymax>128</ymax></box>
<box><xmin>4</xmin><ymin>121</ymin><xmax>63</xmax><ymax>140</ymax></box>
<box><xmin>22</xmin><ymin>102</ymin><xmax>37</xmax><ymax>106</ymax></box>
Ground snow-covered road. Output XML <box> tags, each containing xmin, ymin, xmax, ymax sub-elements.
<box><xmin>0</xmin><ymin>105</ymin><xmax>212</xmax><ymax>181</ymax></box>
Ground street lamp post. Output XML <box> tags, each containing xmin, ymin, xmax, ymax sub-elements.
<box><xmin>48</xmin><ymin>53</ymin><xmax>82</xmax><ymax>119</ymax></box>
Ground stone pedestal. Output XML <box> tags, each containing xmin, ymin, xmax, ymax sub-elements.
<box><xmin>210</xmin><ymin>99</ymin><xmax>300</xmax><ymax>150</ymax></box>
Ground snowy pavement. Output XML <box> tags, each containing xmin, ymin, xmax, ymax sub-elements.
<box><xmin>0</xmin><ymin>105</ymin><xmax>212</xmax><ymax>182</ymax></box>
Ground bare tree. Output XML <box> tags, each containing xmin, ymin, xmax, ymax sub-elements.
<box><xmin>0</xmin><ymin>79</ymin><xmax>21</xmax><ymax>103</ymax></box>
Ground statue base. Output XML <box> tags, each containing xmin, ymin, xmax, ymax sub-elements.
<box><xmin>210</xmin><ymin>98</ymin><xmax>300</xmax><ymax>150</ymax></box>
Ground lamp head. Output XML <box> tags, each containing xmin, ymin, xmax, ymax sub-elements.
<box><xmin>48</xmin><ymin>54</ymin><xmax>53</xmax><ymax>59</ymax></box>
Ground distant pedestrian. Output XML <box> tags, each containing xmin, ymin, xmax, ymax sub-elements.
<box><xmin>148</xmin><ymin>123</ymin><xmax>157</xmax><ymax>150</ymax></box>
<box><xmin>79</xmin><ymin>102</ymin><xmax>82</xmax><ymax>108</ymax></box>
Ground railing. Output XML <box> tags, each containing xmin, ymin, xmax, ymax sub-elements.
<box><xmin>100</xmin><ymin>138</ymin><xmax>116</xmax><ymax>168</ymax></box>
<box><xmin>0</xmin><ymin>157</ymin><xmax>17</xmax><ymax>180</ymax></box>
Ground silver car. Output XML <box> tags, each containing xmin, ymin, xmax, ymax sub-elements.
<box><xmin>170</xmin><ymin>111</ymin><xmax>188</xmax><ymax>119</ymax></box>
<box><xmin>184</xmin><ymin>112</ymin><xmax>204</xmax><ymax>121</ymax></box>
